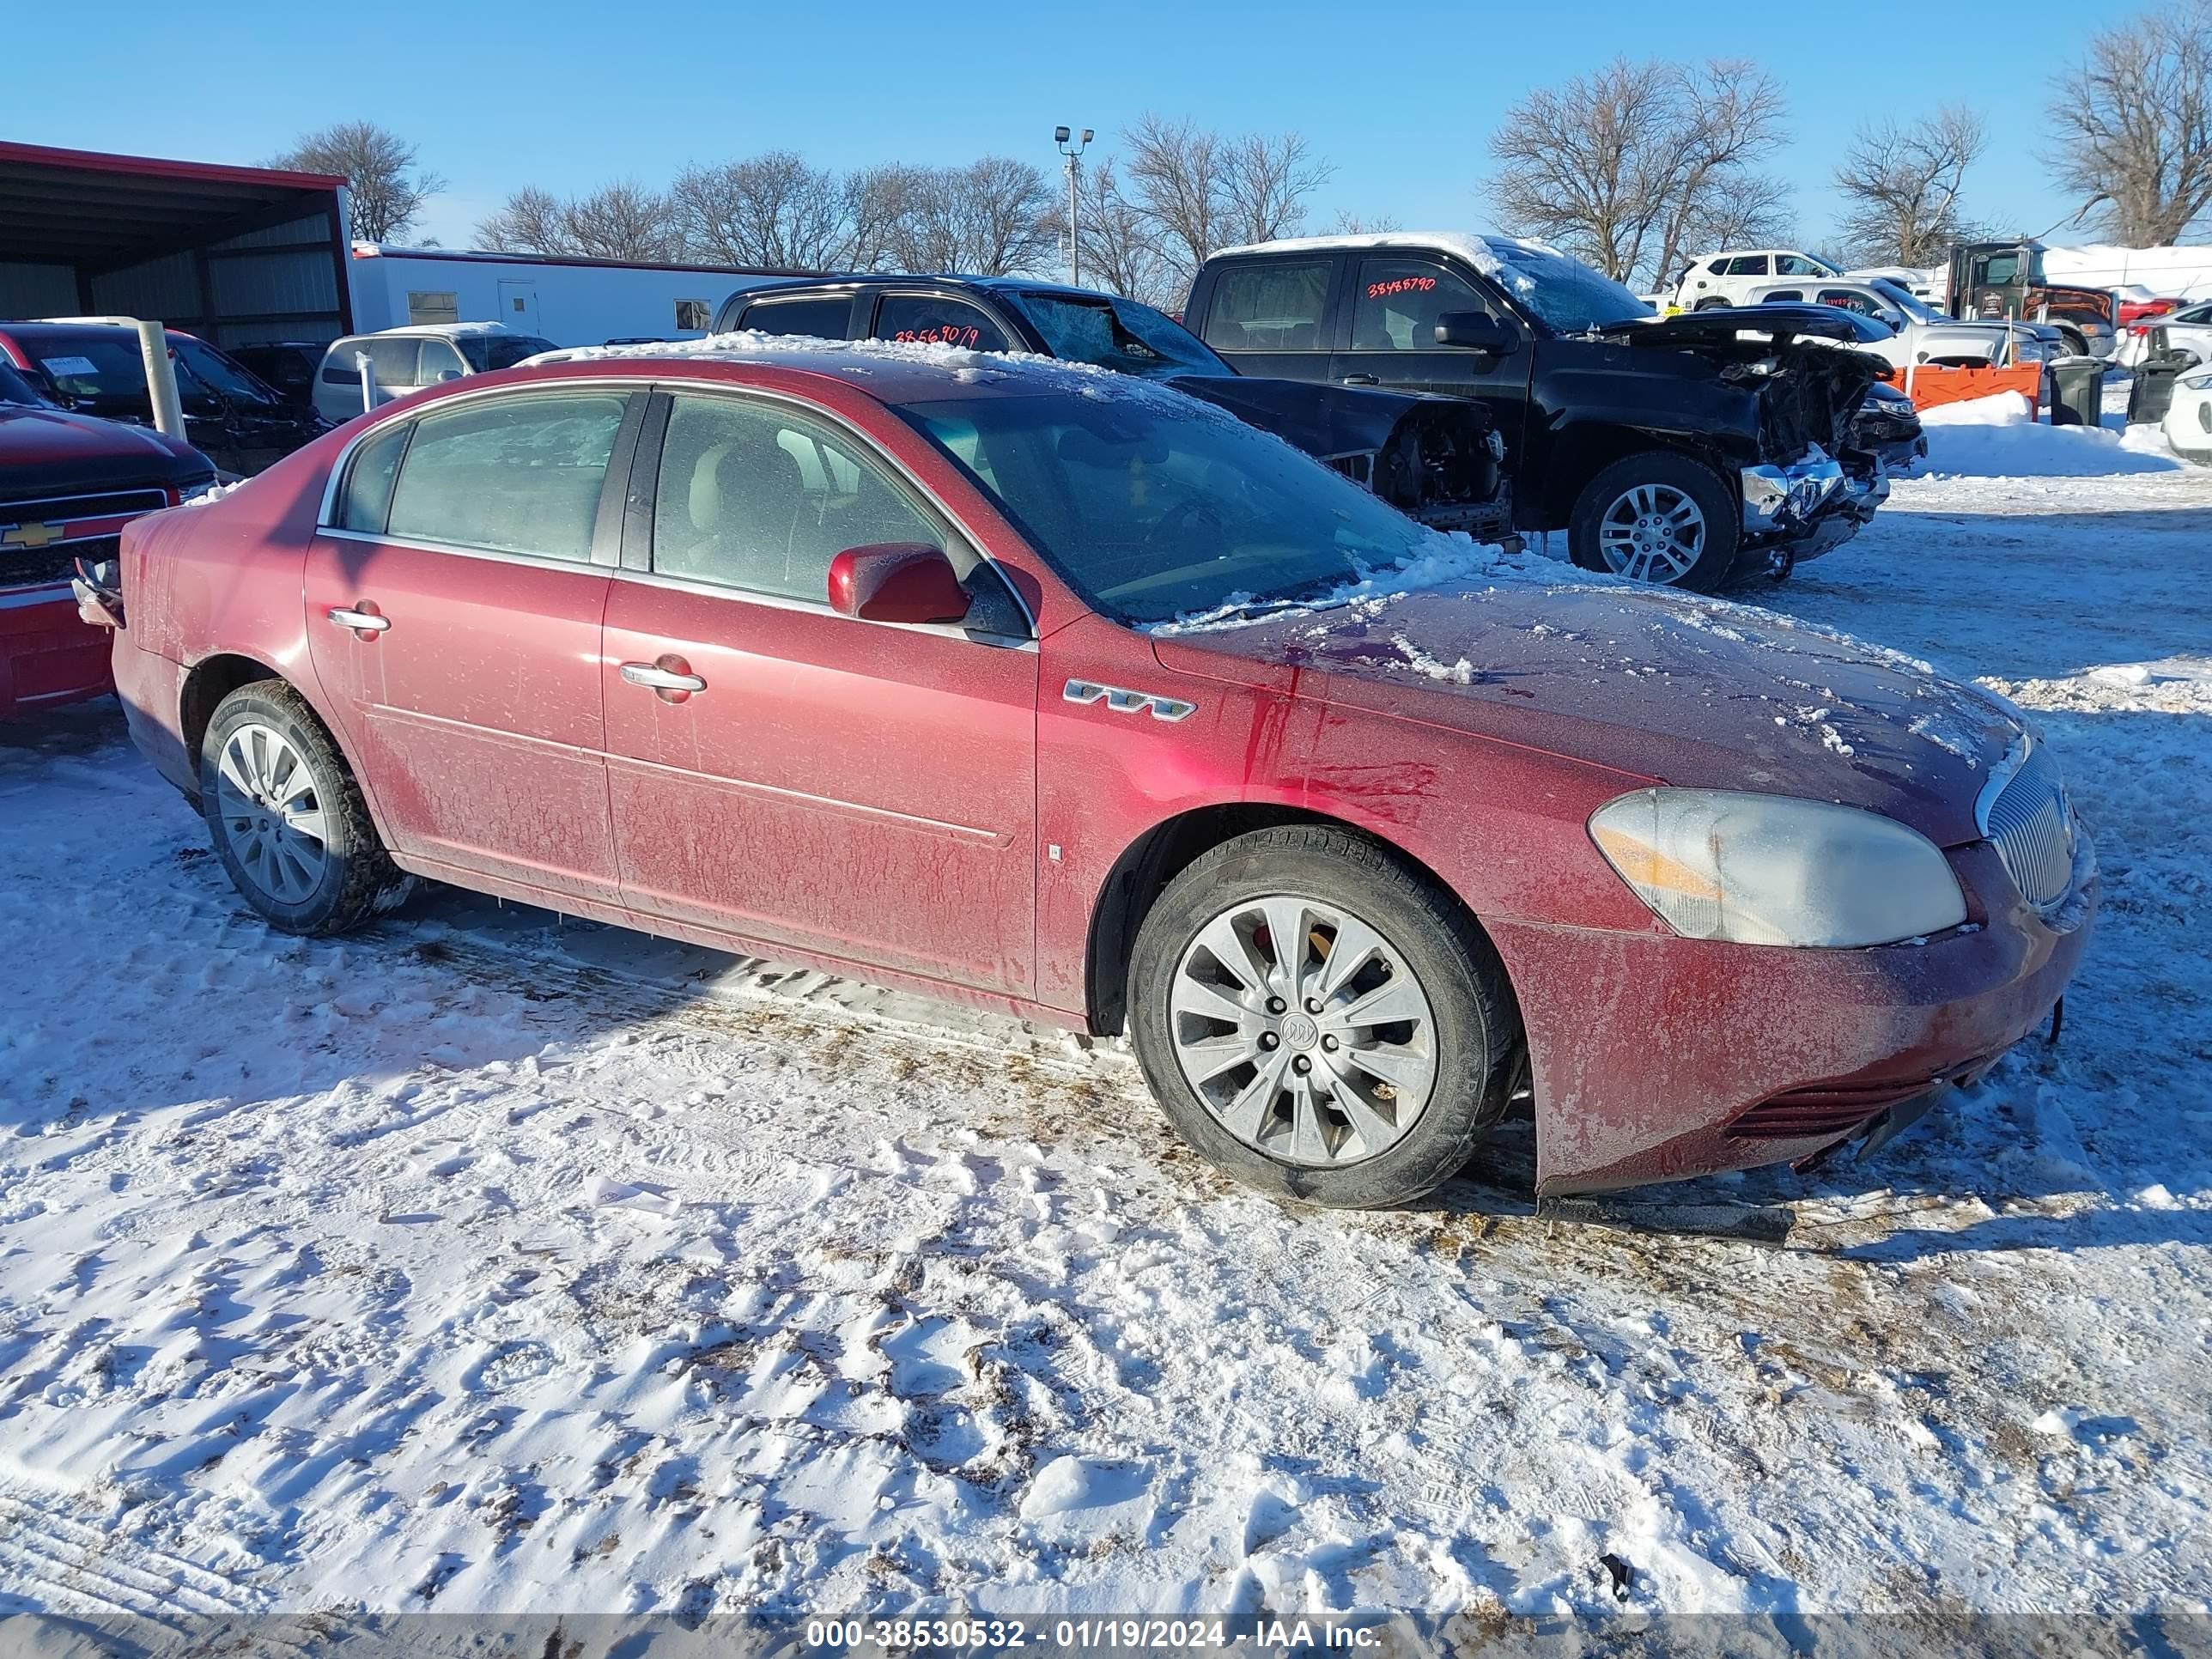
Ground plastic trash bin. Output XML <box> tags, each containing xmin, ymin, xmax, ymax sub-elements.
<box><xmin>2048</xmin><ymin>356</ymin><xmax>2106</xmax><ymax>427</ymax></box>
<box><xmin>2129</xmin><ymin>350</ymin><xmax>2192</xmax><ymax>425</ymax></box>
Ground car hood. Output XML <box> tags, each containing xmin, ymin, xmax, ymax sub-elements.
<box><xmin>0</xmin><ymin>404</ymin><xmax>212</xmax><ymax>495</ymax></box>
<box><xmin>1593</xmin><ymin>304</ymin><xmax>1890</xmax><ymax>350</ymax></box>
<box><xmin>1153</xmin><ymin>581</ymin><xmax>2023</xmax><ymax>846</ymax></box>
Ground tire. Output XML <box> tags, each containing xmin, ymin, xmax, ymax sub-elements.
<box><xmin>1127</xmin><ymin>825</ymin><xmax>1522</xmax><ymax>1209</ymax></box>
<box><xmin>1692</xmin><ymin>296</ymin><xmax>1731</xmax><ymax>312</ymax></box>
<box><xmin>198</xmin><ymin>680</ymin><xmax>409</xmax><ymax>934</ymax></box>
<box><xmin>1568</xmin><ymin>450</ymin><xmax>1741</xmax><ymax>592</ymax></box>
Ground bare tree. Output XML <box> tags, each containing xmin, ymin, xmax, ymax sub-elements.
<box><xmin>1066</xmin><ymin>161</ymin><xmax>1176</xmax><ymax>305</ymax></box>
<box><xmin>1485</xmin><ymin>58</ymin><xmax>1790</xmax><ymax>288</ymax></box>
<box><xmin>270</xmin><ymin>121</ymin><xmax>443</xmax><ymax>244</ymax></box>
<box><xmin>1833</xmin><ymin>108</ymin><xmax>1985</xmax><ymax>264</ymax></box>
<box><xmin>1119</xmin><ymin>116</ymin><xmax>1332</xmax><ymax>293</ymax></box>
<box><xmin>2048</xmin><ymin>1</ymin><xmax>2212</xmax><ymax>244</ymax></box>
<box><xmin>1222</xmin><ymin>132</ymin><xmax>1332</xmax><ymax>246</ymax></box>
<box><xmin>476</xmin><ymin>182</ymin><xmax>681</xmax><ymax>260</ymax></box>
<box><xmin>562</xmin><ymin>182</ymin><xmax>683</xmax><ymax>260</ymax></box>
<box><xmin>475</xmin><ymin>187</ymin><xmax>570</xmax><ymax>255</ymax></box>
<box><xmin>672</xmin><ymin>151</ymin><xmax>852</xmax><ymax>269</ymax></box>
<box><xmin>1122</xmin><ymin>115</ymin><xmax>1229</xmax><ymax>283</ymax></box>
<box><xmin>1328</xmin><ymin>210</ymin><xmax>1403</xmax><ymax>234</ymax></box>
<box><xmin>881</xmin><ymin>159</ymin><xmax>1057</xmax><ymax>276</ymax></box>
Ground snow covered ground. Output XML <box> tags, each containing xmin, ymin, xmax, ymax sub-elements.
<box><xmin>2</xmin><ymin>444</ymin><xmax>2209</xmax><ymax>1648</ymax></box>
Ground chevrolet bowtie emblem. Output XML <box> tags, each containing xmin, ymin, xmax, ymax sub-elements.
<box><xmin>2</xmin><ymin>521</ymin><xmax>63</xmax><ymax>549</ymax></box>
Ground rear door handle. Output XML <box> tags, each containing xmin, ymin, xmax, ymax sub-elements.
<box><xmin>620</xmin><ymin>658</ymin><xmax>707</xmax><ymax>700</ymax></box>
<box><xmin>1340</xmin><ymin>374</ymin><xmax>1379</xmax><ymax>385</ymax></box>
<box><xmin>327</xmin><ymin>605</ymin><xmax>390</xmax><ymax>635</ymax></box>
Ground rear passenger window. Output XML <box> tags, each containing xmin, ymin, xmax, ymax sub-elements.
<box><xmin>1350</xmin><ymin>258</ymin><xmax>1493</xmax><ymax>349</ymax></box>
<box><xmin>653</xmin><ymin>393</ymin><xmax>941</xmax><ymax>602</ymax></box>
<box><xmin>386</xmin><ymin>392</ymin><xmax>628</xmax><ymax>560</ymax></box>
<box><xmin>332</xmin><ymin>421</ymin><xmax>412</xmax><ymax>533</ymax></box>
<box><xmin>872</xmin><ymin>295</ymin><xmax>1010</xmax><ymax>352</ymax></box>
<box><xmin>1199</xmin><ymin>261</ymin><xmax>1332</xmax><ymax>351</ymax></box>
<box><xmin>1724</xmin><ymin>255</ymin><xmax>1772</xmax><ymax>276</ymax></box>
<box><xmin>738</xmin><ymin>296</ymin><xmax>855</xmax><ymax>340</ymax></box>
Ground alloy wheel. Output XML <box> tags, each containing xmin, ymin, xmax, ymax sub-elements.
<box><xmin>215</xmin><ymin>721</ymin><xmax>331</xmax><ymax>905</ymax></box>
<box><xmin>1169</xmin><ymin>894</ymin><xmax>1438</xmax><ymax>1168</ymax></box>
<box><xmin>1597</xmin><ymin>483</ymin><xmax>1706</xmax><ymax>584</ymax></box>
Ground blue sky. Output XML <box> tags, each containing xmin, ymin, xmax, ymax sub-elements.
<box><xmin>9</xmin><ymin>0</ymin><xmax>2133</xmax><ymax>259</ymax></box>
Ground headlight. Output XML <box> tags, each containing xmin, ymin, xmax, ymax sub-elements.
<box><xmin>2179</xmin><ymin>368</ymin><xmax>2212</xmax><ymax>391</ymax></box>
<box><xmin>1589</xmin><ymin>788</ymin><xmax>1967</xmax><ymax>946</ymax></box>
<box><xmin>179</xmin><ymin>477</ymin><xmax>222</xmax><ymax>503</ymax></box>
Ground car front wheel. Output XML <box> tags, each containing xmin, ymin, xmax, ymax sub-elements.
<box><xmin>1568</xmin><ymin>451</ymin><xmax>1741</xmax><ymax>592</ymax></box>
<box><xmin>1127</xmin><ymin>826</ymin><xmax>1522</xmax><ymax>1209</ymax></box>
<box><xmin>199</xmin><ymin>680</ymin><xmax>410</xmax><ymax>935</ymax></box>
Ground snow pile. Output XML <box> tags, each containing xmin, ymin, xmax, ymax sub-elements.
<box><xmin>1916</xmin><ymin>391</ymin><xmax>2182</xmax><ymax>477</ymax></box>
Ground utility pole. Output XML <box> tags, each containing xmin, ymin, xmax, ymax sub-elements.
<box><xmin>1054</xmin><ymin>125</ymin><xmax>1093</xmax><ymax>287</ymax></box>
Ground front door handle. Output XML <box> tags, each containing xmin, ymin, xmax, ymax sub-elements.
<box><xmin>327</xmin><ymin>605</ymin><xmax>390</xmax><ymax>637</ymax></box>
<box><xmin>620</xmin><ymin>657</ymin><xmax>707</xmax><ymax>702</ymax></box>
<box><xmin>1340</xmin><ymin>373</ymin><xmax>1379</xmax><ymax>385</ymax></box>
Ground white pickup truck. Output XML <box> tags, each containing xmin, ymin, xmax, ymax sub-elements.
<box><xmin>1739</xmin><ymin>276</ymin><xmax>2059</xmax><ymax>369</ymax></box>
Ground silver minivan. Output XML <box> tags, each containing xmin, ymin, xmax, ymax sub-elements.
<box><xmin>313</xmin><ymin>324</ymin><xmax>556</xmax><ymax>425</ymax></box>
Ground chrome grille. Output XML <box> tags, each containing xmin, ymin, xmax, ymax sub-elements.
<box><xmin>1979</xmin><ymin>739</ymin><xmax>2075</xmax><ymax>910</ymax></box>
<box><xmin>0</xmin><ymin>487</ymin><xmax>170</xmax><ymax>526</ymax></box>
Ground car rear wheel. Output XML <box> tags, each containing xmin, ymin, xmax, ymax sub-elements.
<box><xmin>199</xmin><ymin>681</ymin><xmax>408</xmax><ymax>935</ymax></box>
<box><xmin>1127</xmin><ymin>825</ymin><xmax>1521</xmax><ymax>1209</ymax></box>
<box><xmin>1569</xmin><ymin>452</ymin><xmax>1739</xmax><ymax>592</ymax></box>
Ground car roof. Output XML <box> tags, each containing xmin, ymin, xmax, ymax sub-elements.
<box><xmin>1</xmin><ymin>319</ymin><xmax>197</xmax><ymax>340</ymax></box>
<box><xmin>512</xmin><ymin>335</ymin><xmax>1170</xmax><ymax>406</ymax></box>
<box><xmin>342</xmin><ymin>322</ymin><xmax>530</xmax><ymax>342</ymax></box>
<box><xmin>728</xmin><ymin>274</ymin><xmax>1146</xmax><ymax>304</ymax></box>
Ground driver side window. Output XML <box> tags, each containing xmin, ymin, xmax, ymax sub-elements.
<box><xmin>1350</xmin><ymin>258</ymin><xmax>1494</xmax><ymax>350</ymax></box>
<box><xmin>653</xmin><ymin>393</ymin><xmax>944</xmax><ymax>603</ymax></box>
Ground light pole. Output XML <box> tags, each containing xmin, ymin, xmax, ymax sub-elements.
<box><xmin>1054</xmin><ymin>125</ymin><xmax>1093</xmax><ymax>287</ymax></box>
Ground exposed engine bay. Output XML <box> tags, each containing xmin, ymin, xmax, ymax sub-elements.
<box><xmin>1167</xmin><ymin>374</ymin><xmax>1510</xmax><ymax>537</ymax></box>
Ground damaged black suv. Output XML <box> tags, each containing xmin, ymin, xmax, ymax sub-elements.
<box><xmin>711</xmin><ymin>276</ymin><xmax>1506</xmax><ymax>538</ymax></box>
<box><xmin>1181</xmin><ymin>234</ymin><xmax>1895</xmax><ymax>590</ymax></box>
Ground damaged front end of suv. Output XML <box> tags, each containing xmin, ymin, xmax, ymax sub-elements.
<box><xmin>1594</xmin><ymin>304</ymin><xmax>1893</xmax><ymax>577</ymax></box>
<box><xmin>1167</xmin><ymin>376</ymin><xmax>1509</xmax><ymax>540</ymax></box>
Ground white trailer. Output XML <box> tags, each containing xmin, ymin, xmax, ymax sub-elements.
<box><xmin>344</xmin><ymin>246</ymin><xmax>809</xmax><ymax>348</ymax></box>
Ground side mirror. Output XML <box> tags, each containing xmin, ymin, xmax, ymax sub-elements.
<box><xmin>827</xmin><ymin>543</ymin><xmax>970</xmax><ymax>624</ymax></box>
<box><xmin>1433</xmin><ymin>311</ymin><xmax>1512</xmax><ymax>353</ymax></box>
<box><xmin>1876</xmin><ymin>308</ymin><xmax>1905</xmax><ymax>330</ymax></box>
<box><xmin>435</xmin><ymin>369</ymin><xmax>464</xmax><ymax>384</ymax></box>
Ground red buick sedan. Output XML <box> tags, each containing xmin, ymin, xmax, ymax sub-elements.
<box><xmin>98</xmin><ymin>345</ymin><xmax>2095</xmax><ymax>1206</ymax></box>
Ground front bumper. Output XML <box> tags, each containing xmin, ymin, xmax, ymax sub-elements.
<box><xmin>1488</xmin><ymin>836</ymin><xmax>2098</xmax><ymax>1194</ymax></box>
<box><xmin>1740</xmin><ymin>451</ymin><xmax>1889</xmax><ymax>563</ymax></box>
<box><xmin>0</xmin><ymin>584</ymin><xmax>113</xmax><ymax>720</ymax></box>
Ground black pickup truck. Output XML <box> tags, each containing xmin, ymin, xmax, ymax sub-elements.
<box><xmin>711</xmin><ymin>276</ymin><xmax>1507</xmax><ymax>536</ymax></box>
<box><xmin>1182</xmin><ymin>235</ymin><xmax>1895</xmax><ymax>590</ymax></box>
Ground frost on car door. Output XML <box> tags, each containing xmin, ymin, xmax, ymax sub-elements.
<box><xmin>305</xmin><ymin>390</ymin><xmax>635</xmax><ymax>900</ymax></box>
<box><xmin>601</xmin><ymin>391</ymin><xmax>1039</xmax><ymax>994</ymax></box>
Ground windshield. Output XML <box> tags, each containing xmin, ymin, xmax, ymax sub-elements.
<box><xmin>893</xmin><ymin>386</ymin><xmax>1437</xmax><ymax>625</ymax></box>
<box><xmin>173</xmin><ymin>337</ymin><xmax>282</xmax><ymax>405</ymax></box>
<box><xmin>1008</xmin><ymin>292</ymin><xmax>1227</xmax><ymax>377</ymax></box>
<box><xmin>1867</xmin><ymin>278</ymin><xmax>1942</xmax><ymax>325</ymax></box>
<box><xmin>1481</xmin><ymin>239</ymin><xmax>1651</xmax><ymax>331</ymax></box>
<box><xmin>459</xmin><ymin>334</ymin><xmax>558</xmax><ymax>371</ymax></box>
<box><xmin>21</xmin><ymin>334</ymin><xmax>149</xmax><ymax>403</ymax></box>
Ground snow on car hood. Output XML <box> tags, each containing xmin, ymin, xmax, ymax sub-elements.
<box><xmin>1154</xmin><ymin>575</ymin><xmax>2025</xmax><ymax>847</ymax></box>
